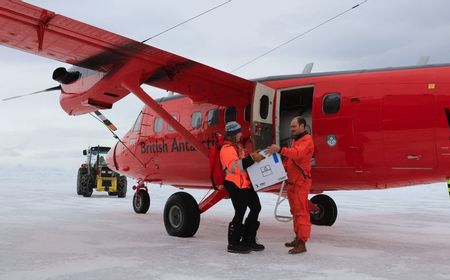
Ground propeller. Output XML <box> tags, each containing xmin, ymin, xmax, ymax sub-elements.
<box><xmin>2</xmin><ymin>85</ymin><xmax>61</xmax><ymax>101</ymax></box>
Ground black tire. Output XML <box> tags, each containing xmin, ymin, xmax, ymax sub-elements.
<box><xmin>133</xmin><ymin>189</ymin><xmax>150</xmax><ymax>214</ymax></box>
<box><xmin>76</xmin><ymin>168</ymin><xmax>87</xmax><ymax>195</ymax></box>
<box><xmin>80</xmin><ymin>173</ymin><xmax>93</xmax><ymax>197</ymax></box>
<box><xmin>108</xmin><ymin>192</ymin><xmax>118</xmax><ymax>196</ymax></box>
<box><xmin>310</xmin><ymin>194</ymin><xmax>338</xmax><ymax>226</ymax></box>
<box><xmin>117</xmin><ymin>176</ymin><xmax>127</xmax><ymax>198</ymax></box>
<box><xmin>163</xmin><ymin>192</ymin><xmax>200</xmax><ymax>237</ymax></box>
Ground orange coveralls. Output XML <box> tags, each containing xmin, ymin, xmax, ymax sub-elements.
<box><xmin>280</xmin><ymin>133</ymin><xmax>314</xmax><ymax>242</ymax></box>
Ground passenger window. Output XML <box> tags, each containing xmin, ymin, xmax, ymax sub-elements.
<box><xmin>192</xmin><ymin>111</ymin><xmax>202</xmax><ymax>129</ymax></box>
<box><xmin>323</xmin><ymin>93</ymin><xmax>341</xmax><ymax>114</ymax></box>
<box><xmin>225</xmin><ymin>107</ymin><xmax>236</xmax><ymax>123</ymax></box>
<box><xmin>207</xmin><ymin>109</ymin><xmax>219</xmax><ymax>126</ymax></box>
<box><xmin>154</xmin><ymin>117</ymin><xmax>163</xmax><ymax>133</ymax></box>
<box><xmin>244</xmin><ymin>104</ymin><xmax>251</xmax><ymax>123</ymax></box>
<box><xmin>259</xmin><ymin>95</ymin><xmax>269</xmax><ymax>119</ymax></box>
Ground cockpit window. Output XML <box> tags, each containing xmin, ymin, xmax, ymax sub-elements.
<box><xmin>132</xmin><ymin>111</ymin><xmax>142</xmax><ymax>132</ymax></box>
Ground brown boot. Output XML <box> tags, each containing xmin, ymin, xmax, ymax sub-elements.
<box><xmin>284</xmin><ymin>237</ymin><xmax>298</xmax><ymax>247</ymax></box>
<box><xmin>288</xmin><ymin>239</ymin><xmax>307</xmax><ymax>254</ymax></box>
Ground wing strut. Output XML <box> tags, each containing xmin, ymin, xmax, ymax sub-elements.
<box><xmin>122</xmin><ymin>79</ymin><xmax>209</xmax><ymax>159</ymax></box>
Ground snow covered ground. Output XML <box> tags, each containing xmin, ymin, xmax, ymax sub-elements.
<box><xmin>0</xmin><ymin>169</ymin><xmax>449</xmax><ymax>280</ymax></box>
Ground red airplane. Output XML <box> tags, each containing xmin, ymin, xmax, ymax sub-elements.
<box><xmin>1</xmin><ymin>1</ymin><xmax>449</xmax><ymax>237</ymax></box>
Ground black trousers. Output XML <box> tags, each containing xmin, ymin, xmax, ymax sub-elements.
<box><xmin>224</xmin><ymin>180</ymin><xmax>261</xmax><ymax>225</ymax></box>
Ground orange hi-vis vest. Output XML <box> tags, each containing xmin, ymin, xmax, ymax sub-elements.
<box><xmin>219</xmin><ymin>141</ymin><xmax>252</xmax><ymax>189</ymax></box>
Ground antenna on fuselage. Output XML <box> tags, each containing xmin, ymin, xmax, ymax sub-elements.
<box><xmin>302</xmin><ymin>62</ymin><xmax>314</xmax><ymax>74</ymax></box>
<box><xmin>141</xmin><ymin>0</ymin><xmax>232</xmax><ymax>43</ymax></box>
<box><xmin>417</xmin><ymin>56</ymin><xmax>430</xmax><ymax>65</ymax></box>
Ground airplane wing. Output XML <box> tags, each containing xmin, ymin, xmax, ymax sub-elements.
<box><xmin>0</xmin><ymin>0</ymin><xmax>255</xmax><ymax>112</ymax></box>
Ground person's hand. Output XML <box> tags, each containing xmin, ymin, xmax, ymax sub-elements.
<box><xmin>250</xmin><ymin>152</ymin><xmax>265</xmax><ymax>162</ymax></box>
<box><xmin>266</xmin><ymin>144</ymin><xmax>280</xmax><ymax>155</ymax></box>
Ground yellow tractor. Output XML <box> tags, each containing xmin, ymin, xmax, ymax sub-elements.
<box><xmin>76</xmin><ymin>146</ymin><xmax>127</xmax><ymax>197</ymax></box>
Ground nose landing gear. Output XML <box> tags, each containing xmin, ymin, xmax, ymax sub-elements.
<box><xmin>132</xmin><ymin>182</ymin><xmax>150</xmax><ymax>214</ymax></box>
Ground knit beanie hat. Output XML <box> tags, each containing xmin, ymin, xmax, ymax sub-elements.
<box><xmin>225</xmin><ymin>121</ymin><xmax>242</xmax><ymax>136</ymax></box>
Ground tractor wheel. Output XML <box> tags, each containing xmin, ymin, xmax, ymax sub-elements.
<box><xmin>133</xmin><ymin>189</ymin><xmax>150</xmax><ymax>213</ymax></box>
<box><xmin>76</xmin><ymin>167</ymin><xmax>87</xmax><ymax>195</ymax></box>
<box><xmin>117</xmin><ymin>176</ymin><xmax>127</xmax><ymax>198</ymax></box>
<box><xmin>108</xmin><ymin>192</ymin><xmax>117</xmax><ymax>196</ymax></box>
<box><xmin>80</xmin><ymin>173</ymin><xmax>93</xmax><ymax>197</ymax></box>
<box><xmin>310</xmin><ymin>194</ymin><xmax>338</xmax><ymax>226</ymax></box>
<box><xmin>163</xmin><ymin>192</ymin><xmax>200</xmax><ymax>237</ymax></box>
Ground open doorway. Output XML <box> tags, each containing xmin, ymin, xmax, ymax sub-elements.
<box><xmin>277</xmin><ymin>86</ymin><xmax>314</xmax><ymax>148</ymax></box>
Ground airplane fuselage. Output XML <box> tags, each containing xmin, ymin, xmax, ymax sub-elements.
<box><xmin>108</xmin><ymin>64</ymin><xmax>450</xmax><ymax>193</ymax></box>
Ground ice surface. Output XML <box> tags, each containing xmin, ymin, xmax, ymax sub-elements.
<box><xmin>0</xmin><ymin>168</ymin><xmax>449</xmax><ymax>280</ymax></box>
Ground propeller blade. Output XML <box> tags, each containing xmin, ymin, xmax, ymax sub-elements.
<box><xmin>2</xmin><ymin>85</ymin><xmax>61</xmax><ymax>101</ymax></box>
<box><xmin>94</xmin><ymin>111</ymin><xmax>118</xmax><ymax>131</ymax></box>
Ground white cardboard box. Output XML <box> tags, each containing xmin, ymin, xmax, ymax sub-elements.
<box><xmin>247</xmin><ymin>151</ymin><xmax>287</xmax><ymax>192</ymax></box>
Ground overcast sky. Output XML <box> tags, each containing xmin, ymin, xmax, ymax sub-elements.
<box><xmin>1</xmin><ymin>0</ymin><xmax>450</xmax><ymax>171</ymax></box>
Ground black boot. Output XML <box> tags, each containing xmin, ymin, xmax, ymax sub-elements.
<box><xmin>242</xmin><ymin>219</ymin><xmax>265</xmax><ymax>251</ymax></box>
<box><xmin>227</xmin><ymin>222</ymin><xmax>251</xmax><ymax>254</ymax></box>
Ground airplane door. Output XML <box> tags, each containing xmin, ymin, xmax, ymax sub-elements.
<box><xmin>252</xmin><ymin>83</ymin><xmax>275</xmax><ymax>151</ymax></box>
<box><xmin>351</xmin><ymin>84</ymin><xmax>383</xmax><ymax>173</ymax></box>
<box><xmin>382</xmin><ymin>88</ymin><xmax>436</xmax><ymax>169</ymax></box>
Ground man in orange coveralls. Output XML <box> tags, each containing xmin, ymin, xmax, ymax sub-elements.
<box><xmin>267</xmin><ymin>116</ymin><xmax>314</xmax><ymax>254</ymax></box>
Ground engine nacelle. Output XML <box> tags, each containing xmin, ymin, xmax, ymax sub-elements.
<box><xmin>55</xmin><ymin>65</ymin><xmax>130</xmax><ymax>115</ymax></box>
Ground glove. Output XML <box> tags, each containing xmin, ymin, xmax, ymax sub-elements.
<box><xmin>251</xmin><ymin>152</ymin><xmax>265</xmax><ymax>162</ymax></box>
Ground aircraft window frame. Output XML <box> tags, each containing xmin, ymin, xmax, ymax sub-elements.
<box><xmin>191</xmin><ymin>111</ymin><xmax>202</xmax><ymax>129</ymax></box>
<box><xmin>323</xmin><ymin>93</ymin><xmax>341</xmax><ymax>114</ymax></box>
<box><xmin>154</xmin><ymin>117</ymin><xmax>163</xmax><ymax>133</ymax></box>
<box><xmin>225</xmin><ymin>107</ymin><xmax>236</xmax><ymax>123</ymax></box>
<box><xmin>207</xmin><ymin>108</ymin><xmax>219</xmax><ymax>126</ymax></box>
<box><xmin>244</xmin><ymin>104</ymin><xmax>251</xmax><ymax>123</ymax></box>
<box><xmin>131</xmin><ymin>111</ymin><xmax>143</xmax><ymax>132</ymax></box>
<box><xmin>259</xmin><ymin>95</ymin><xmax>269</xmax><ymax>119</ymax></box>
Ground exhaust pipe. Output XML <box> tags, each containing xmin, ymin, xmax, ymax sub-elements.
<box><xmin>52</xmin><ymin>67</ymin><xmax>81</xmax><ymax>84</ymax></box>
